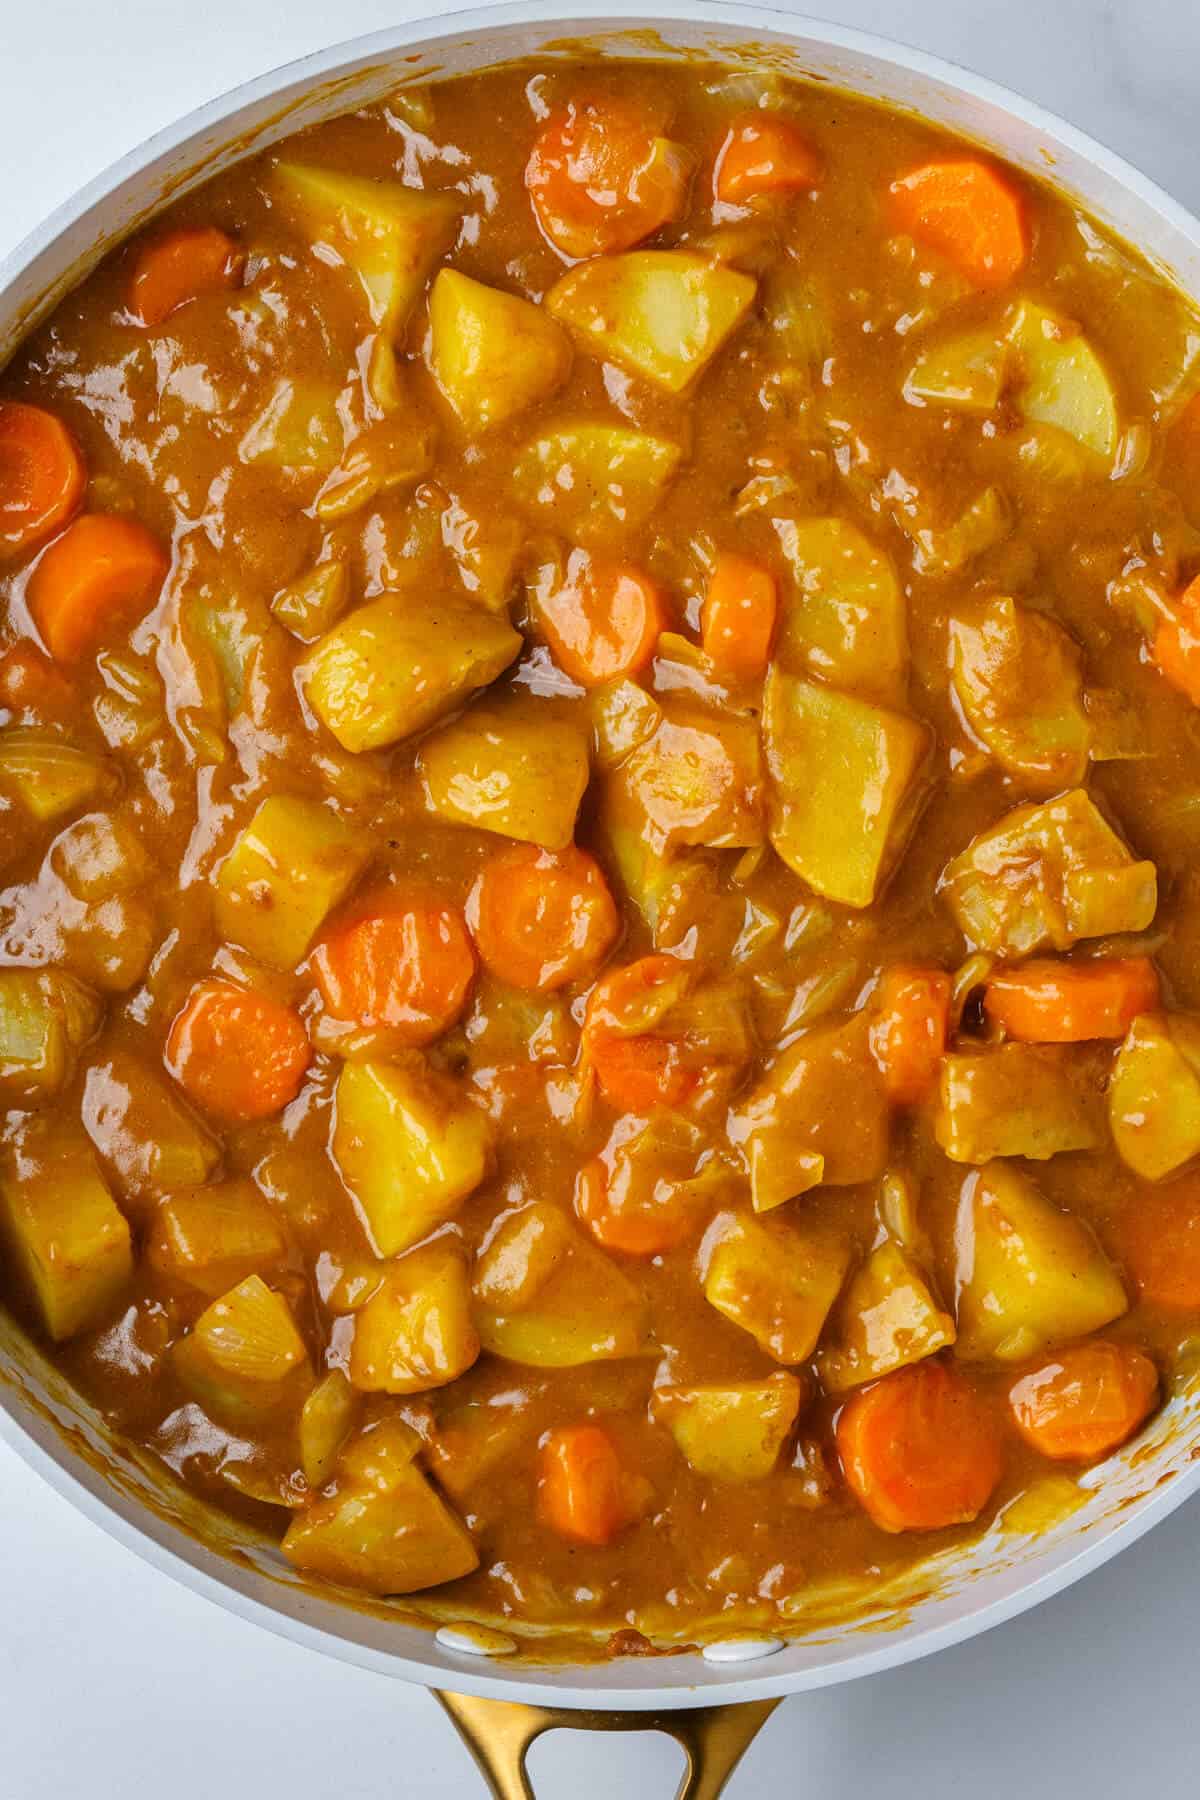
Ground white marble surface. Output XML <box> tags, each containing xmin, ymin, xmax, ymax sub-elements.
<box><xmin>2</xmin><ymin>2</ymin><xmax>1199</xmax><ymax>1794</ymax></box>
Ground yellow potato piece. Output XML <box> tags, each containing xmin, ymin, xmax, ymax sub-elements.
<box><xmin>903</xmin><ymin>325</ymin><xmax>1008</xmax><ymax>413</ymax></box>
<box><xmin>653</xmin><ymin>1374</ymin><xmax>803</xmax><ymax>1481</ymax></box>
<box><xmin>935</xmin><ymin>1045</ymin><xmax>1102</xmax><ymax>1163</ymax></box>
<box><xmin>547</xmin><ymin>251</ymin><xmax>756</xmax><ymax>393</ymax></box>
<box><xmin>474</xmin><ymin>1201</ymin><xmax>648</xmax><ymax>1367</ymax></box>
<box><xmin>215</xmin><ymin>795</ymin><xmax>371</xmax><ymax>968</ymax></box>
<box><xmin>0</xmin><ymin>1140</ymin><xmax>131</xmax><ymax>1341</ymax></box>
<box><xmin>82</xmin><ymin>1052</ymin><xmax>219</xmax><ymax>1202</ymax></box>
<box><xmin>0</xmin><ymin>730</ymin><xmax>114</xmax><ymax>823</ymax></box>
<box><xmin>429</xmin><ymin>268</ymin><xmax>572</xmax><ymax>431</ymax></box>
<box><xmin>0</xmin><ymin>968</ymin><xmax>100</xmax><ymax>1108</ymax></box>
<box><xmin>773</xmin><ymin>517</ymin><xmax>908</xmax><ymax>706</ymax></box>
<box><xmin>609</xmin><ymin>705</ymin><xmax>763</xmax><ymax>856</ymax></box>
<box><xmin>818</xmin><ymin>1243</ymin><xmax>955</xmax><ymax>1392</ymax></box>
<box><xmin>513</xmin><ymin>421</ymin><xmax>681</xmax><ymax>544</ymax></box>
<box><xmin>949</xmin><ymin>596</ymin><xmax>1090</xmax><ymax>790</ymax></box>
<box><xmin>349</xmin><ymin>1242</ymin><xmax>480</xmax><ymax>1394</ymax></box>
<box><xmin>145</xmin><ymin>1179</ymin><xmax>289</xmax><ymax>1298</ymax></box>
<box><xmin>1109</xmin><ymin>1011</ymin><xmax>1200</xmax><ymax>1180</ymax></box>
<box><xmin>702</xmin><ymin>1210</ymin><xmax>850</xmax><ymax>1364</ymax></box>
<box><xmin>1007</xmin><ymin>299</ymin><xmax>1119</xmax><ymax>460</ymax></box>
<box><xmin>418</xmin><ymin>704</ymin><xmax>590</xmax><ymax>850</ymax></box>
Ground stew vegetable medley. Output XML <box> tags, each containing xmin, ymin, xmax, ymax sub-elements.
<box><xmin>4</xmin><ymin>56</ymin><xmax>1200</xmax><ymax>1640</ymax></box>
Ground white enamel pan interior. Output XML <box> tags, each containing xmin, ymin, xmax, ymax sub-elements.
<box><xmin>2</xmin><ymin>0</ymin><xmax>1200</xmax><ymax>1712</ymax></box>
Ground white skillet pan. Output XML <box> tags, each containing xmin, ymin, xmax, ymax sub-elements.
<box><xmin>3</xmin><ymin>7</ymin><xmax>1200</xmax><ymax>1794</ymax></box>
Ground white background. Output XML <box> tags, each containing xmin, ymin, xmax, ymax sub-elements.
<box><xmin>2</xmin><ymin>2</ymin><xmax>1198</xmax><ymax>1794</ymax></box>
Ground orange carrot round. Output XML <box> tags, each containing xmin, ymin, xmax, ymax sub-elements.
<box><xmin>526</xmin><ymin>98</ymin><xmax>690</xmax><ymax>259</ymax></box>
<box><xmin>836</xmin><ymin>1361</ymin><xmax>1004</xmax><ymax>1532</ymax></box>
<box><xmin>1009</xmin><ymin>1342</ymin><xmax>1158</xmax><ymax>1462</ymax></box>
<box><xmin>535</xmin><ymin>550</ymin><xmax>663</xmax><ymax>689</ymax></box>
<box><xmin>582</xmin><ymin>954</ymin><xmax>695</xmax><ymax>1113</ymax></box>
<box><xmin>984</xmin><ymin>955</ymin><xmax>1160</xmax><ymax>1043</ymax></box>
<box><xmin>701</xmin><ymin>551</ymin><xmax>777</xmax><ymax>679</ymax></box>
<box><xmin>574</xmin><ymin>1152</ymin><xmax>697</xmax><ymax>1257</ymax></box>
<box><xmin>0</xmin><ymin>401</ymin><xmax>86</xmax><ymax>560</ymax></box>
<box><xmin>166</xmin><ymin>978</ymin><xmax>311</xmax><ymax>1123</ymax></box>
<box><xmin>128</xmin><ymin>226</ymin><xmax>245</xmax><ymax>328</ymax></box>
<box><xmin>0</xmin><ymin>642</ymin><xmax>75</xmax><ymax>716</ymax></box>
<box><xmin>27</xmin><ymin>513</ymin><xmax>169</xmax><ymax>663</ymax></box>
<box><xmin>714</xmin><ymin>114</ymin><xmax>822</xmax><ymax>205</ymax></box>
<box><xmin>538</xmin><ymin>1423</ymin><xmax>645</xmax><ymax>1545</ymax></box>
<box><xmin>312</xmin><ymin>898</ymin><xmax>475</xmax><ymax>1045</ymax></box>
<box><xmin>1120</xmin><ymin>1179</ymin><xmax>1200</xmax><ymax>1311</ymax></box>
<box><xmin>1153</xmin><ymin>574</ymin><xmax>1200</xmax><ymax>706</ymax></box>
<box><xmin>468</xmin><ymin>845</ymin><xmax>619</xmax><ymax>992</ymax></box>
<box><xmin>889</xmin><ymin>159</ymin><xmax>1028</xmax><ymax>288</ymax></box>
<box><xmin>868</xmin><ymin>963</ymin><xmax>951</xmax><ymax>1105</ymax></box>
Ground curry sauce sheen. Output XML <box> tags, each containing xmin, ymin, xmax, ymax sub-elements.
<box><xmin>3</xmin><ymin>58</ymin><xmax>1200</xmax><ymax>1640</ymax></box>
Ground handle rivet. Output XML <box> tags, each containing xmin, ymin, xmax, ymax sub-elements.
<box><xmin>436</xmin><ymin>1623</ymin><xmax>519</xmax><ymax>1657</ymax></box>
<box><xmin>700</xmin><ymin>1637</ymin><xmax>785</xmax><ymax>1664</ymax></box>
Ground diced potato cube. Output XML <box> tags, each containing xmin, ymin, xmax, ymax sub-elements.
<box><xmin>547</xmin><ymin>252</ymin><xmax>756</xmax><ymax>393</ymax></box>
<box><xmin>608</xmin><ymin>707</ymin><xmax>763</xmax><ymax>855</ymax></box>
<box><xmin>941</xmin><ymin>788</ymin><xmax>1156</xmax><ymax>956</ymax></box>
<box><xmin>762</xmin><ymin>670</ymin><xmax>932</xmax><ymax>909</ymax></box>
<box><xmin>82</xmin><ymin>1053</ymin><xmax>219</xmax><ymax>1203</ymax></box>
<box><xmin>728</xmin><ymin>1016</ymin><xmax>889</xmax><ymax>1212</ymax></box>
<box><xmin>418</xmin><ymin>704</ymin><xmax>590</xmax><ymax>850</ymax></box>
<box><xmin>305</xmin><ymin>595</ymin><xmax>521</xmax><ymax>754</ymax></box>
<box><xmin>427</xmin><ymin>1396</ymin><xmax>530</xmax><ymax>1500</ymax></box>
<box><xmin>429</xmin><ymin>269</ymin><xmax>572</xmax><ymax>431</ymax></box>
<box><xmin>935</xmin><ymin>1045</ymin><xmax>1101</xmax><ymax>1163</ymax></box>
<box><xmin>64</xmin><ymin>893</ymin><xmax>159</xmax><ymax>994</ymax></box>
<box><xmin>1007</xmin><ymin>299</ymin><xmax>1118</xmax><ymax>460</ymax></box>
<box><xmin>474</xmin><ymin>1201</ymin><xmax>648</xmax><ymax>1366</ymax></box>
<box><xmin>591</xmin><ymin>680</ymin><xmax>662</xmax><ymax>771</ymax></box>
<box><xmin>907</xmin><ymin>486</ymin><xmax>1012</xmax><ymax>580</ymax></box>
<box><xmin>702</xmin><ymin>1211</ymin><xmax>851</xmax><ymax>1363</ymax></box>
<box><xmin>314</xmin><ymin>417</ymin><xmax>436</xmax><ymax>523</ymax></box>
<box><xmin>902</xmin><ymin>325</ymin><xmax>1008</xmax><ymax>413</ymax></box>
<box><xmin>173</xmin><ymin>1274</ymin><xmax>310</xmax><ymax>1426</ymax></box>
<box><xmin>238</xmin><ymin>378</ymin><xmax>344</xmax><ymax>480</ymax></box>
<box><xmin>349</xmin><ymin>1242</ymin><xmax>479</xmax><ymax>1394</ymax></box>
<box><xmin>439</xmin><ymin>491</ymin><xmax>524</xmax><ymax>611</ymax></box>
<box><xmin>773</xmin><ymin>518</ymin><xmax>908</xmax><ymax>706</ymax></box>
<box><xmin>271</xmin><ymin>562</ymin><xmax>350</xmax><ymax>644</ymax></box>
<box><xmin>1109</xmin><ymin>1011</ymin><xmax>1200</xmax><ymax>1180</ymax></box>
<box><xmin>299</xmin><ymin>1370</ymin><xmax>360</xmax><ymax>1487</ymax></box>
<box><xmin>332</xmin><ymin>1059</ymin><xmax>492</xmax><ymax>1258</ymax></box>
<box><xmin>949</xmin><ymin>596</ymin><xmax>1090</xmax><ymax>790</ymax></box>
<box><xmin>283</xmin><ymin>1418</ymin><xmax>478</xmax><ymax>1594</ymax></box>
<box><xmin>215</xmin><ymin>795</ymin><xmax>371</xmax><ymax>968</ymax></box>
<box><xmin>818</xmin><ymin>1244</ymin><xmax>956</xmax><ymax>1391</ymax></box>
<box><xmin>274</xmin><ymin>163</ymin><xmax>459</xmax><ymax>330</ymax></box>
<box><xmin>0</xmin><ymin>968</ymin><xmax>100</xmax><ymax>1107</ymax></box>
<box><xmin>653</xmin><ymin>1373</ymin><xmax>802</xmax><ymax>1481</ymax></box>
<box><xmin>955</xmin><ymin>1163</ymin><xmax>1127</xmax><ymax>1360</ymax></box>
<box><xmin>513</xmin><ymin>422</ymin><xmax>681</xmax><ymax>544</ymax></box>
<box><xmin>0</xmin><ymin>730</ymin><xmax>114</xmax><ymax>823</ymax></box>
<box><xmin>0</xmin><ymin>1140</ymin><xmax>131</xmax><ymax>1340</ymax></box>
<box><xmin>49</xmin><ymin>812</ymin><xmax>151</xmax><ymax>901</ymax></box>
<box><xmin>145</xmin><ymin>1179</ymin><xmax>289</xmax><ymax>1298</ymax></box>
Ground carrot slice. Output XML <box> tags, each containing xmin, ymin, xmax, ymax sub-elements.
<box><xmin>868</xmin><ymin>964</ymin><xmax>951</xmax><ymax>1105</ymax></box>
<box><xmin>582</xmin><ymin>954</ymin><xmax>696</xmax><ymax>1112</ymax></box>
<box><xmin>166</xmin><ymin>979</ymin><xmax>311</xmax><ymax>1123</ymax></box>
<box><xmin>27</xmin><ymin>513</ymin><xmax>168</xmax><ymax>663</ymax></box>
<box><xmin>1009</xmin><ymin>1342</ymin><xmax>1158</xmax><ymax>1462</ymax></box>
<box><xmin>715</xmin><ymin>113</ymin><xmax>822</xmax><ymax>205</ymax></box>
<box><xmin>574</xmin><ymin>1153</ymin><xmax>698</xmax><ymax>1257</ymax></box>
<box><xmin>312</xmin><ymin>898</ymin><xmax>475</xmax><ymax>1046</ymax></box>
<box><xmin>984</xmin><ymin>955</ymin><xmax>1160</xmax><ymax>1043</ymax></box>
<box><xmin>468</xmin><ymin>845</ymin><xmax>619</xmax><ymax>992</ymax></box>
<box><xmin>1153</xmin><ymin>574</ymin><xmax>1200</xmax><ymax>705</ymax></box>
<box><xmin>836</xmin><ymin>1360</ymin><xmax>1004</xmax><ymax>1532</ymax></box>
<box><xmin>0</xmin><ymin>401</ymin><xmax>86</xmax><ymax>560</ymax></box>
<box><xmin>534</xmin><ymin>550</ymin><xmax>664</xmax><ymax>688</ymax></box>
<box><xmin>0</xmin><ymin>642</ymin><xmax>75</xmax><ymax>717</ymax></box>
<box><xmin>701</xmin><ymin>551</ymin><xmax>777</xmax><ymax>678</ymax></box>
<box><xmin>889</xmin><ymin>159</ymin><xmax>1028</xmax><ymax>288</ymax></box>
<box><xmin>128</xmin><ymin>226</ymin><xmax>245</xmax><ymax>328</ymax></box>
<box><xmin>538</xmin><ymin>1424</ymin><xmax>647</xmax><ymax>1545</ymax></box>
<box><xmin>526</xmin><ymin>98</ymin><xmax>690</xmax><ymax>259</ymax></box>
<box><xmin>1119</xmin><ymin>1178</ymin><xmax>1200</xmax><ymax>1310</ymax></box>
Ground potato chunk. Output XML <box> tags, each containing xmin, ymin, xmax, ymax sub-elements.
<box><xmin>238</xmin><ymin>378</ymin><xmax>344</xmax><ymax>481</ymax></box>
<box><xmin>773</xmin><ymin>518</ymin><xmax>908</xmax><ymax>706</ymax></box>
<box><xmin>547</xmin><ymin>251</ymin><xmax>756</xmax><ymax>393</ymax></box>
<box><xmin>349</xmin><ymin>1241</ymin><xmax>479</xmax><ymax>1394</ymax></box>
<box><xmin>283</xmin><ymin>1416</ymin><xmax>478</xmax><ymax>1594</ymax></box>
<box><xmin>145</xmin><ymin>1179</ymin><xmax>289</xmax><ymax>1298</ymax></box>
<box><xmin>1109</xmin><ymin>1012</ymin><xmax>1200</xmax><ymax>1180</ymax></box>
<box><xmin>935</xmin><ymin>1045</ymin><xmax>1101</xmax><ymax>1163</ymax></box>
<box><xmin>949</xmin><ymin>596</ymin><xmax>1090</xmax><ymax>790</ymax></box>
<box><xmin>274</xmin><ymin>163</ymin><xmax>459</xmax><ymax>329</ymax></box>
<box><xmin>818</xmin><ymin>1244</ymin><xmax>956</xmax><ymax>1392</ymax></box>
<box><xmin>954</xmin><ymin>1163</ymin><xmax>1127</xmax><ymax>1361</ymax></box>
<box><xmin>418</xmin><ymin>704</ymin><xmax>590</xmax><ymax>850</ymax></box>
<box><xmin>728</xmin><ymin>1016</ymin><xmax>890</xmax><ymax>1213</ymax></box>
<box><xmin>0</xmin><ymin>730</ymin><xmax>115</xmax><ymax>823</ymax></box>
<box><xmin>305</xmin><ymin>595</ymin><xmax>521</xmax><ymax>755</ymax></box>
<box><xmin>762</xmin><ymin>669</ymin><xmax>932</xmax><ymax>909</ymax></box>
<box><xmin>429</xmin><ymin>269</ymin><xmax>572</xmax><ymax>431</ymax></box>
<box><xmin>513</xmin><ymin>422</ymin><xmax>681</xmax><ymax>543</ymax></box>
<box><xmin>702</xmin><ymin>1211</ymin><xmax>851</xmax><ymax>1363</ymax></box>
<box><xmin>0</xmin><ymin>1140</ymin><xmax>131</xmax><ymax>1341</ymax></box>
<box><xmin>474</xmin><ymin>1201</ymin><xmax>648</xmax><ymax>1367</ymax></box>
<box><xmin>653</xmin><ymin>1373</ymin><xmax>803</xmax><ymax>1481</ymax></box>
<box><xmin>332</xmin><ymin>1059</ymin><xmax>492</xmax><ymax>1258</ymax></box>
<box><xmin>0</xmin><ymin>968</ymin><xmax>100</xmax><ymax>1107</ymax></box>
<box><xmin>608</xmin><ymin>706</ymin><xmax>763</xmax><ymax>855</ymax></box>
<box><xmin>1007</xmin><ymin>299</ymin><xmax>1119</xmax><ymax>460</ymax></box>
<box><xmin>903</xmin><ymin>325</ymin><xmax>1007</xmax><ymax>413</ymax></box>
<box><xmin>940</xmin><ymin>789</ymin><xmax>1156</xmax><ymax>956</ymax></box>
<box><xmin>82</xmin><ymin>1052</ymin><xmax>219</xmax><ymax>1203</ymax></box>
<box><xmin>215</xmin><ymin>795</ymin><xmax>371</xmax><ymax>969</ymax></box>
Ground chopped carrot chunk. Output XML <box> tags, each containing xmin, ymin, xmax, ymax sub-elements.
<box><xmin>574</xmin><ymin>1153</ymin><xmax>697</xmax><ymax>1257</ymax></box>
<box><xmin>701</xmin><ymin>551</ymin><xmax>777</xmax><ymax>678</ymax></box>
<box><xmin>868</xmin><ymin>964</ymin><xmax>951</xmax><ymax>1105</ymax></box>
<box><xmin>837</xmin><ymin>1360</ymin><xmax>1004</xmax><ymax>1532</ymax></box>
<box><xmin>1009</xmin><ymin>1342</ymin><xmax>1158</xmax><ymax>1462</ymax></box>
<box><xmin>1120</xmin><ymin>1178</ymin><xmax>1200</xmax><ymax>1310</ymax></box>
<box><xmin>582</xmin><ymin>954</ymin><xmax>695</xmax><ymax>1112</ymax></box>
<box><xmin>0</xmin><ymin>642</ymin><xmax>75</xmax><ymax>716</ymax></box>
<box><xmin>312</xmin><ymin>898</ymin><xmax>475</xmax><ymax>1046</ymax></box>
<box><xmin>0</xmin><ymin>401</ymin><xmax>86</xmax><ymax>560</ymax></box>
<box><xmin>128</xmin><ymin>226</ymin><xmax>245</xmax><ymax>328</ymax></box>
<box><xmin>715</xmin><ymin>113</ymin><xmax>822</xmax><ymax>205</ymax></box>
<box><xmin>984</xmin><ymin>955</ymin><xmax>1160</xmax><ymax>1043</ymax></box>
<box><xmin>27</xmin><ymin>513</ymin><xmax>168</xmax><ymax>663</ymax></box>
<box><xmin>1153</xmin><ymin>574</ymin><xmax>1200</xmax><ymax>705</ymax></box>
<box><xmin>889</xmin><ymin>159</ymin><xmax>1028</xmax><ymax>288</ymax></box>
<box><xmin>468</xmin><ymin>844</ymin><xmax>619</xmax><ymax>992</ymax></box>
<box><xmin>166</xmin><ymin>978</ymin><xmax>311</xmax><ymax>1123</ymax></box>
<box><xmin>538</xmin><ymin>1423</ymin><xmax>647</xmax><ymax>1544</ymax></box>
<box><xmin>526</xmin><ymin>98</ymin><xmax>690</xmax><ymax>259</ymax></box>
<box><xmin>534</xmin><ymin>549</ymin><xmax>664</xmax><ymax>688</ymax></box>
